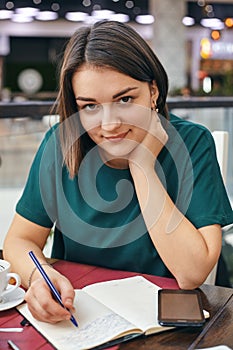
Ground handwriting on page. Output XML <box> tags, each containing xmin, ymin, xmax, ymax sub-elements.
<box><xmin>56</xmin><ymin>312</ymin><xmax>137</xmax><ymax>350</ymax></box>
<box><xmin>84</xmin><ymin>275</ymin><xmax>160</xmax><ymax>331</ymax></box>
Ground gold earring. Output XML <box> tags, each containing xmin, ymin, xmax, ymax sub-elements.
<box><xmin>152</xmin><ymin>100</ymin><xmax>159</xmax><ymax>113</ymax></box>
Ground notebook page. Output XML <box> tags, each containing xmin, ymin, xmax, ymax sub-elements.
<box><xmin>18</xmin><ymin>290</ymin><xmax>139</xmax><ymax>350</ymax></box>
<box><xmin>83</xmin><ymin>276</ymin><xmax>161</xmax><ymax>333</ymax></box>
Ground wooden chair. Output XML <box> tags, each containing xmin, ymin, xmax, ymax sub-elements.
<box><xmin>204</xmin><ymin>131</ymin><xmax>229</xmax><ymax>285</ymax></box>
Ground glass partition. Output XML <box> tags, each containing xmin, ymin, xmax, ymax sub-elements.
<box><xmin>170</xmin><ymin>106</ymin><xmax>233</xmax><ymax>201</ymax></box>
<box><xmin>0</xmin><ymin>117</ymin><xmax>48</xmax><ymax>248</ymax></box>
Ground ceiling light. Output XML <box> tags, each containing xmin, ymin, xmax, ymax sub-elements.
<box><xmin>92</xmin><ymin>4</ymin><xmax>101</xmax><ymax>11</ymax></box>
<box><xmin>225</xmin><ymin>18</ymin><xmax>233</xmax><ymax>28</ymax></box>
<box><xmin>6</xmin><ymin>2</ymin><xmax>14</xmax><ymax>10</ymax></box>
<box><xmin>125</xmin><ymin>1</ymin><xmax>134</xmax><ymax>9</ymax></box>
<box><xmin>91</xmin><ymin>10</ymin><xmax>115</xmax><ymax>19</ymax></box>
<box><xmin>16</xmin><ymin>7</ymin><xmax>39</xmax><ymax>16</ymax></box>
<box><xmin>0</xmin><ymin>9</ymin><xmax>13</xmax><ymax>19</ymax></box>
<box><xmin>133</xmin><ymin>6</ymin><xmax>141</xmax><ymax>15</ymax></box>
<box><xmin>197</xmin><ymin>0</ymin><xmax>205</xmax><ymax>6</ymax></box>
<box><xmin>109</xmin><ymin>13</ymin><xmax>130</xmax><ymax>23</ymax></box>
<box><xmin>135</xmin><ymin>15</ymin><xmax>154</xmax><ymax>25</ymax></box>
<box><xmin>182</xmin><ymin>16</ymin><xmax>195</xmax><ymax>26</ymax></box>
<box><xmin>200</xmin><ymin>18</ymin><xmax>222</xmax><ymax>28</ymax></box>
<box><xmin>65</xmin><ymin>12</ymin><xmax>89</xmax><ymax>22</ymax></box>
<box><xmin>35</xmin><ymin>11</ymin><xmax>58</xmax><ymax>21</ymax></box>
<box><xmin>211</xmin><ymin>30</ymin><xmax>221</xmax><ymax>41</ymax></box>
<box><xmin>11</xmin><ymin>14</ymin><xmax>34</xmax><ymax>23</ymax></box>
<box><xmin>51</xmin><ymin>3</ymin><xmax>60</xmax><ymax>12</ymax></box>
<box><xmin>82</xmin><ymin>0</ymin><xmax>91</xmax><ymax>7</ymax></box>
<box><xmin>211</xmin><ymin>22</ymin><xmax>225</xmax><ymax>30</ymax></box>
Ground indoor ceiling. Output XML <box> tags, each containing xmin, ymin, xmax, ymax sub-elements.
<box><xmin>187</xmin><ymin>1</ymin><xmax>233</xmax><ymax>24</ymax></box>
<box><xmin>0</xmin><ymin>0</ymin><xmax>232</xmax><ymax>26</ymax></box>
<box><xmin>0</xmin><ymin>0</ymin><xmax>149</xmax><ymax>22</ymax></box>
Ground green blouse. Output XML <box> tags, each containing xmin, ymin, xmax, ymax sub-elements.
<box><xmin>16</xmin><ymin>114</ymin><xmax>233</xmax><ymax>277</ymax></box>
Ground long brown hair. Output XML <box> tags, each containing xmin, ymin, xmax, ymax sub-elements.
<box><xmin>54</xmin><ymin>20</ymin><xmax>169</xmax><ymax>178</ymax></box>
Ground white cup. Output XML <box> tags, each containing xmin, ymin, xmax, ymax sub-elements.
<box><xmin>0</xmin><ymin>259</ymin><xmax>21</xmax><ymax>302</ymax></box>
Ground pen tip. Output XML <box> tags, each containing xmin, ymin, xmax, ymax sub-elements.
<box><xmin>71</xmin><ymin>317</ymin><xmax>78</xmax><ymax>327</ymax></box>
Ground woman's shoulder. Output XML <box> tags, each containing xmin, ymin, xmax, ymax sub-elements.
<box><xmin>168</xmin><ymin>113</ymin><xmax>213</xmax><ymax>145</ymax></box>
<box><xmin>43</xmin><ymin>122</ymin><xmax>60</xmax><ymax>140</ymax></box>
<box><xmin>169</xmin><ymin>113</ymin><xmax>209</xmax><ymax>133</ymax></box>
<box><xmin>37</xmin><ymin>122</ymin><xmax>60</xmax><ymax>152</ymax></box>
<box><xmin>32</xmin><ymin>122</ymin><xmax>61</xmax><ymax>166</ymax></box>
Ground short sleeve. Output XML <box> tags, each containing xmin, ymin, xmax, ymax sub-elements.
<box><xmin>180</xmin><ymin>126</ymin><xmax>233</xmax><ymax>228</ymax></box>
<box><xmin>16</xmin><ymin>127</ymin><xmax>57</xmax><ymax>228</ymax></box>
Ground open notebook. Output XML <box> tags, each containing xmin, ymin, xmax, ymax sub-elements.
<box><xmin>17</xmin><ymin>276</ymin><xmax>174</xmax><ymax>350</ymax></box>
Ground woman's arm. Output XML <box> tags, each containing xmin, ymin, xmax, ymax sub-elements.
<box><xmin>129</xmin><ymin>115</ymin><xmax>222</xmax><ymax>289</ymax></box>
<box><xmin>3</xmin><ymin>213</ymin><xmax>75</xmax><ymax>323</ymax></box>
<box><xmin>3</xmin><ymin>213</ymin><xmax>51</xmax><ymax>286</ymax></box>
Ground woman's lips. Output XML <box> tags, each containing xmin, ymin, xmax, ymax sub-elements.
<box><xmin>104</xmin><ymin>131</ymin><xmax>129</xmax><ymax>142</ymax></box>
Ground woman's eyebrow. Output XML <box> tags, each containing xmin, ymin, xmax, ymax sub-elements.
<box><xmin>75</xmin><ymin>87</ymin><xmax>138</xmax><ymax>102</ymax></box>
<box><xmin>75</xmin><ymin>96</ymin><xmax>96</xmax><ymax>101</ymax></box>
<box><xmin>112</xmin><ymin>87</ymin><xmax>138</xmax><ymax>99</ymax></box>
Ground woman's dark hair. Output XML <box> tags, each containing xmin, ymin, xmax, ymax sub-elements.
<box><xmin>54</xmin><ymin>20</ymin><xmax>169</xmax><ymax>177</ymax></box>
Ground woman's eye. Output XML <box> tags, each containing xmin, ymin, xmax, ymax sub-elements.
<box><xmin>119</xmin><ymin>96</ymin><xmax>132</xmax><ymax>104</ymax></box>
<box><xmin>83</xmin><ymin>104</ymin><xmax>99</xmax><ymax>112</ymax></box>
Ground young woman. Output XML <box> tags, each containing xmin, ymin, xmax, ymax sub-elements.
<box><xmin>3</xmin><ymin>20</ymin><xmax>233</xmax><ymax>324</ymax></box>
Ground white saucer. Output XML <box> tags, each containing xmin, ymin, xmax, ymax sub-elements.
<box><xmin>0</xmin><ymin>286</ymin><xmax>25</xmax><ymax>311</ymax></box>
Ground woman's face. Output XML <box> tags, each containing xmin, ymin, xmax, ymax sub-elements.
<box><xmin>72</xmin><ymin>66</ymin><xmax>158</xmax><ymax>168</ymax></box>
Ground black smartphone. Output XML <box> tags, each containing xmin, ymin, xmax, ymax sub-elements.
<box><xmin>158</xmin><ymin>289</ymin><xmax>205</xmax><ymax>327</ymax></box>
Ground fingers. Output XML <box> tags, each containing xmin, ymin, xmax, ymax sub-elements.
<box><xmin>142</xmin><ymin>113</ymin><xmax>168</xmax><ymax>154</ymax></box>
<box><xmin>59</xmin><ymin>277</ymin><xmax>76</xmax><ymax>312</ymax></box>
<box><xmin>149</xmin><ymin>112</ymin><xmax>168</xmax><ymax>143</ymax></box>
<box><xmin>156</xmin><ymin>120</ymin><xmax>169</xmax><ymax>146</ymax></box>
<box><xmin>25</xmin><ymin>274</ymin><xmax>75</xmax><ymax>324</ymax></box>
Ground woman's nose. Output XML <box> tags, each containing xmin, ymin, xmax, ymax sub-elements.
<box><xmin>101</xmin><ymin>103</ymin><xmax>121</xmax><ymax>131</ymax></box>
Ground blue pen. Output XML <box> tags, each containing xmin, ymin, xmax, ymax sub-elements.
<box><xmin>28</xmin><ymin>251</ymin><xmax>78</xmax><ymax>327</ymax></box>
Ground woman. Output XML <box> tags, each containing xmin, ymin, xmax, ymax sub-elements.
<box><xmin>3</xmin><ymin>20</ymin><xmax>233</xmax><ymax>324</ymax></box>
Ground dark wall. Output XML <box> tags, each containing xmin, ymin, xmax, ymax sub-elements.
<box><xmin>4</xmin><ymin>36</ymin><xmax>67</xmax><ymax>94</ymax></box>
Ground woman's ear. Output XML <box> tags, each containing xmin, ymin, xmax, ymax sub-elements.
<box><xmin>150</xmin><ymin>81</ymin><xmax>159</xmax><ymax>108</ymax></box>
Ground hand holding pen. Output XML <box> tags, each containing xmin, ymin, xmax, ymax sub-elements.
<box><xmin>28</xmin><ymin>251</ymin><xmax>78</xmax><ymax>327</ymax></box>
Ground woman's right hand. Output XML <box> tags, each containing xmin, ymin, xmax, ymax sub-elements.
<box><xmin>128</xmin><ymin>111</ymin><xmax>168</xmax><ymax>171</ymax></box>
<box><xmin>25</xmin><ymin>269</ymin><xmax>76</xmax><ymax>324</ymax></box>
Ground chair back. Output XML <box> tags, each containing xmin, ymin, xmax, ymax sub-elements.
<box><xmin>204</xmin><ymin>130</ymin><xmax>229</xmax><ymax>285</ymax></box>
<box><xmin>212</xmin><ymin>131</ymin><xmax>229</xmax><ymax>184</ymax></box>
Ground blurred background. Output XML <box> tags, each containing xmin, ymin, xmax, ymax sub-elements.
<box><xmin>0</xmin><ymin>0</ymin><xmax>233</xmax><ymax>281</ymax></box>
<box><xmin>1</xmin><ymin>0</ymin><xmax>233</xmax><ymax>99</ymax></box>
